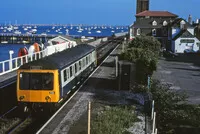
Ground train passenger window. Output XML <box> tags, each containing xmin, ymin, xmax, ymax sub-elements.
<box><xmin>83</xmin><ymin>58</ymin><xmax>85</xmax><ymax>67</ymax></box>
<box><xmin>64</xmin><ymin>69</ymin><xmax>67</xmax><ymax>81</ymax></box>
<box><xmin>81</xmin><ymin>60</ymin><xmax>83</xmax><ymax>68</ymax></box>
<box><xmin>75</xmin><ymin>63</ymin><xmax>77</xmax><ymax>73</ymax></box>
<box><xmin>70</xmin><ymin>66</ymin><xmax>73</xmax><ymax>77</ymax></box>
<box><xmin>67</xmin><ymin>68</ymin><xmax>70</xmax><ymax>79</ymax></box>
<box><xmin>88</xmin><ymin>55</ymin><xmax>91</xmax><ymax>63</ymax></box>
<box><xmin>82</xmin><ymin>59</ymin><xmax>84</xmax><ymax>67</ymax></box>
<box><xmin>79</xmin><ymin>61</ymin><xmax>81</xmax><ymax>70</ymax></box>
<box><xmin>72</xmin><ymin>65</ymin><xmax>75</xmax><ymax>75</ymax></box>
<box><xmin>86</xmin><ymin>57</ymin><xmax>88</xmax><ymax>65</ymax></box>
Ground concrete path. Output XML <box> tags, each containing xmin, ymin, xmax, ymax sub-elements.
<box><xmin>153</xmin><ymin>58</ymin><xmax>200</xmax><ymax>104</ymax></box>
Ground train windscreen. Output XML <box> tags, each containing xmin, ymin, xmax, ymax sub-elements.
<box><xmin>19</xmin><ymin>72</ymin><xmax>53</xmax><ymax>90</ymax></box>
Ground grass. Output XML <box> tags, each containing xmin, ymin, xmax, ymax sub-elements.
<box><xmin>91</xmin><ymin>105</ymin><xmax>138</xmax><ymax>134</ymax></box>
<box><xmin>0</xmin><ymin>118</ymin><xmax>20</xmax><ymax>133</ymax></box>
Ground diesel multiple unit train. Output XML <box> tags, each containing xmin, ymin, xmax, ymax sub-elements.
<box><xmin>17</xmin><ymin>44</ymin><xmax>97</xmax><ymax>112</ymax></box>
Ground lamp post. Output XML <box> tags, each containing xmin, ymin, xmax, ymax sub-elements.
<box><xmin>9</xmin><ymin>50</ymin><xmax>14</xmax><ymax>70</ymax></box>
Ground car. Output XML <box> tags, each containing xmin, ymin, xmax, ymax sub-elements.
<box><xmin>163</xmin><ymin>51</ymin><xmax>178</xmax><ymax>58</ymax></box>
<box><xmin>184</xmin><ymin>49</ymin><xmax>196</xmax><ymax>53</ymax></box>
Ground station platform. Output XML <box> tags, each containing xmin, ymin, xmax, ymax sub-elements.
<box><xmin>0</xmin><ymin>71</ymin><xmax>17</xmax><ymax>88</ymax></box>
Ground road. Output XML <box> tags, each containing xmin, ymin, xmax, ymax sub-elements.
<box><xmin>153</xmin><ymin>58</ymin><xmax>200</xmax><ymax>104</ymax></box>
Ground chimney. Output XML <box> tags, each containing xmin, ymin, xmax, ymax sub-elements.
<box><xmin>188</xmin><ymin>14</ymin><xmax>192</xmax><ymax>24</ymax></box>
<box><xmin>196</xmin><ymin>19</ymin><xmax>199</xmax><ymax>24</ymax></box>
<box><xmin>180</xmin><ymin>20</ymin><xmax>186</xmax><ymax>30</ymax></box>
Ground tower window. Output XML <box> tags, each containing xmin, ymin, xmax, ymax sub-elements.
<box><xmin>137</xmin><ymin>28</ymin><xmax>141</xmax><ymax>35</ymax></box>
<box><xmin>152</xmin><ymin>29</ymin><xmax>156</xmax><ymax>36</ymax></box>
<box><xmin>152</xmin><ymin>20</ymin><xmax>157</xmax><ymax>26</ymax></box>
<box><xmin>163</xmin><ymin>21</ymin><xmax>168</xmax><ymax>26</ymax></box>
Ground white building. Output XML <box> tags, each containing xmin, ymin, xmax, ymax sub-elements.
<box><xmin>45</xmin><ymin>36</ymin><xmax>77</xmax><ymax>55</ymax></box>
<box><xmin>170</xmin><ymin>19</ymin><xmax>200</xmax><ymax>53</ymax></box>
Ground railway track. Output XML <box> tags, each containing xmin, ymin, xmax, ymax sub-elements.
<box><xmin>7</xmin><ymin>116</ymin><xmax>33</xmax><ymax>134</ymax></box>
<box><xmin>0</xmin><ymin>37</ymin><xmax>124</xmax><ymax>134</ymax></box>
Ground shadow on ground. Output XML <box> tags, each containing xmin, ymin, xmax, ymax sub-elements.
<box><xmin>164</xmin><ymin>53</ymin><xmax>200</xmax><ymax>67</ymax></box>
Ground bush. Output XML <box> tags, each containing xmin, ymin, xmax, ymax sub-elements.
<box><xmin>91</xmin><ymin>105</ymin><xmax>138</xmax><ymax>134</ymax></box>
<box><xmin>119</xmin><ymin>47</ymin><xmax>143</xmax><ymax>62</ymax></box>
<box><xmin>119</xmin><ymin>35</ymin><xmax>160</xmax><ymax>84</ymax></box>
<box><xmin>128</xmin><ymin>35</ymin><xmax>161</xmax><ymax>56</ymax></box>
<box><xmin>120</xmin><ymin>47</ymin><xmax>157</xmax><ymax>84</ymax></box>
<box><xmin>150</xmin><ymin>80</ymin><xmax>200</xmax><ymax>134</ymax></box>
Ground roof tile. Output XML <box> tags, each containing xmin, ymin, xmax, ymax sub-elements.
<box><xmin>136</xmin><ymin>10</ymin><xmax>178</xmax><ymax>17</ymax></box>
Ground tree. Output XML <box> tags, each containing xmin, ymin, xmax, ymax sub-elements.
<box><xmin>119</xmin><ymin>35</ymin><xmax>159</xmax><ymax>84</ymax></box>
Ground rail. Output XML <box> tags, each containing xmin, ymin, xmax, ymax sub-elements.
<box><xmin>0</xmin><ymin>49</ymin><xmax>47</xmax><ymax>76</ymax></box>
<box><xmin>0</xmin><ymin>40</ymin><xmax>75</xmax><ymax>76</ymax></box>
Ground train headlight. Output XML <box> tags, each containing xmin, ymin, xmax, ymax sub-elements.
<box><xmin>19</xmin><ymin>96</ymin><xmax>25</xmax><ymax>101</ymax></box>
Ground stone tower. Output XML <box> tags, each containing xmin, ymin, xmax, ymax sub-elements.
<box><xmin>136</xmin><ymin>0</ymin><xmax>149</xmax><ymax>14</ymax></box>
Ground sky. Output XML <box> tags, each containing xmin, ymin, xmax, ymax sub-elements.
<box><xmin>0</xmin><ymin>0</ymin><xmax>199</xmax><ymax>25</ymax></box>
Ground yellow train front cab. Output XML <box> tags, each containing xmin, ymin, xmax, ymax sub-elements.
<box><xmin>17</xmin><ymin>69</ymin><xmax>60</xmax><ymax>103</ymax></box>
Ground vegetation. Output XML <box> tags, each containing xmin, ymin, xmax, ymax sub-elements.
<box><xmin>150</xmin><ymin>80</ymin><xmax>200</xmax><ymax>134</ymax></box>
<box><xmin>120</xmin><ymin>34</ymin><xmax>200</xmax><ymax>133</ymax></box>
<box><xmin>0</xmin><ymin>118</ymin><xmax>20</xmax><ymax>134</ymax></box>
<box><xmin>129</xmin><ymin>35</ymin><xmax>161</xmax><ymax>55</ymax></box>
<box><xmin>119</xmin><ymin>35</ymin><xmax>160</xmax><ymax>84</ymax></box>
<box><xmin>91</xmin><ymin>105</ymin><xmax>138</xmax><ymax>134</ymax></box>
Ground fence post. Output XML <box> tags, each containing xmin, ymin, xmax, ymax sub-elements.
<box><xmin>152</xmin><ymin>112</ymin><xmax>156</xmax><ymax>134</ymax></box>
<box><xmin>151</xmin><ymin>100</ymin><xmax>154</xmax><ymax>120</ymax></box>
<box><xmin>2</xmin><ymin>62</ymin><xmax>5</xmax><ymax>72</ymax></box>
<box><xmin>147</xmin><ymin>75</ymin><xmax>151</xmax><ymax>90</ymax></box>
<box><xmin>122</xmin><ymin>37</ymin><xmax>126</xmax><ymax>53</ymax></box>
<box><xmin>88</xmin><ymin>101</ymin><xmax>91</xmax><ymax>134</ymax></box>
<box><xmin>26</xmin><ymin>55</ymin><xmax>28</xmax><ymax>63</ymax></box>
<box><xmin>155</xmin><ymin>128</ymin><xmax>157</xmax><ymax>134</ymax></box>
<box><xmin>9</xmin><ymin>50</ymin><xmax>14</xmax><ymax>70</ymax></box>
<box><xmin>15</xmin><ymin>58</ymin><xmax>18</xmax><ymax>68</ymax></box>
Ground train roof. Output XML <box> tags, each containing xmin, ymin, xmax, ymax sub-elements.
<box><xmin>19</xmin><ymin>44</ymin><xmax>95</xmax><ymax>70</ymax></box>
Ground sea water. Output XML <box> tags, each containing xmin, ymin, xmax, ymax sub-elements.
<box><xmin>0</xmin><ymin>44</ymin><xmax>31</xmax><ymax>62</ymax></box>
<box><xmin>0</xmin><ymin>25</ymin><xmax>128</xmax><ymax>62</ymax></box>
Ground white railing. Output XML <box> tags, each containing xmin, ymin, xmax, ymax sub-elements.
<box><xmin>151</xmin><ymin>100</ymin><xmax>158</xmax><ymax>134</ymax></box>
<box><xmin>0</xmin><ymin>49</ymin><xmax>47</xmax><ymax>76</ymax></box>
<box><xmin>0</xmin><ymin>42</ymin><xmax>73</xmax><ymax>76</ymax></box>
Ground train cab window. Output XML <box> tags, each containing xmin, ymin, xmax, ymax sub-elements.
<box><xmin>70</xmin><ymin>66</ymin><xmax>73</xmax><ymax>77</ymax></box>
<box><xmin>64</xmin><ymin>69</ymin><xmax>67</xmax><ymax>81</ymax></box>
<box><xmin>19</xmin><ymin>72</ymin><xmax>53</xmax><ymax>90</ymax></box>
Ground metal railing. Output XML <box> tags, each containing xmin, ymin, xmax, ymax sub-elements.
<box><xmin>0</xmin><ymin>49</ymin><xmax>47</xmax><ymax>76</ymax></box>
<box><xmin>0</xmin><ymin>41</ymin><xmax>74</xmax><ymax>76</ymax></box>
